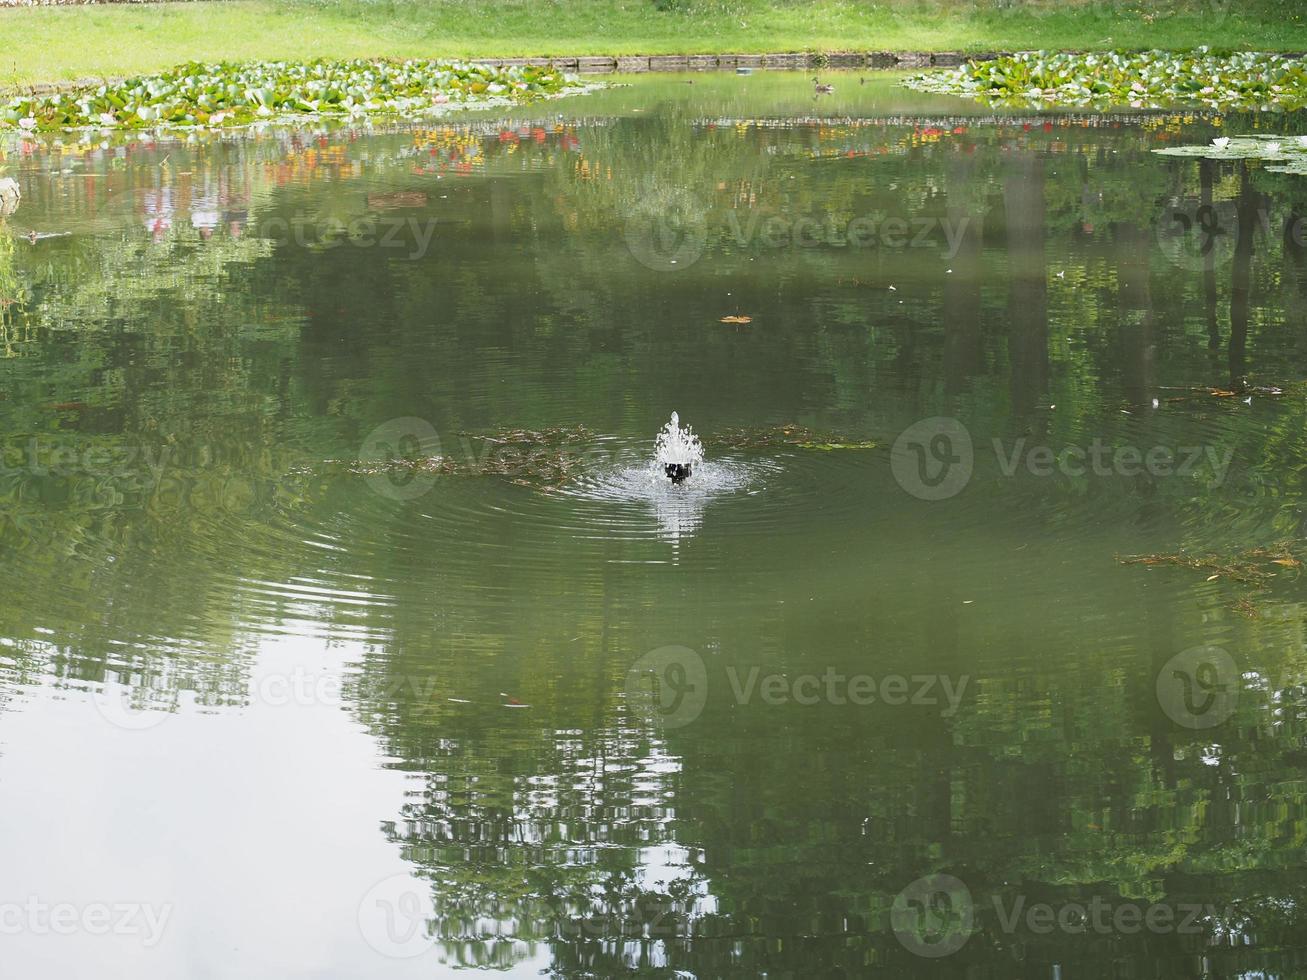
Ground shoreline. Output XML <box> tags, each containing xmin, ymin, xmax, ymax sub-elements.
<box><xmin>6</xmin><ymin>52</ymin><xmax>989</xmax><ymax>95</ymax></box>
<box><xmin>11</xmin><ymin>48</ymin><xmax>1307</xmax><ymax>97</ymax></box>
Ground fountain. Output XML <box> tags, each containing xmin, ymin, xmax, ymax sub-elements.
<box><xmin>654</xmin><ymin>412</ymin><xmax>703</xmax><ymax>484</ymax></box>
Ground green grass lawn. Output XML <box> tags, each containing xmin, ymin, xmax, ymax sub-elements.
<box><xmin>0</xmin><ymin>0</ymin><xmax>1305</xmax><ymax>87</ymax></box>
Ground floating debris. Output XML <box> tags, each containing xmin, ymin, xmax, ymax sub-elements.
<box><xmin>338</xmin><ymin>426</ymin><xmax>594</xmax><ymax>489</ymax></box>
<box><xmin>1158</xmin><ymin>382</ymin><xmax>1289</xmax><ymax>404</ymax></box>
<box><xmin>1118</xmin><ymin>542</ymin><xmax>1303</xmax><ymax>586</ymax></box>
<box><xmin>714</xmin><ymin>424</ymin><xmax>877</xmax><ymax>451</ymax></box>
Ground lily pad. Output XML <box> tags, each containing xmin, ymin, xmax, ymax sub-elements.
<box><xmin>905</xmin><ymin>48</ymin><xmax>1307</xmax><ymax>113</ymax></box>
<box><xmin>1154</xmin><ymin>134</ymin><xmax>1304</xmax><ymax>164</ymax></box>
<box><xmin>1</xmin><ymin>58</ymin><xmax>591</xmax><ymax>133</ymax></box>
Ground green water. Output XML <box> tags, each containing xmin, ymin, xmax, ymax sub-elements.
<box><xmin>3</xmin><ymin>71</ymin><xmax>1307</xmax><ymax>977</ymax></box>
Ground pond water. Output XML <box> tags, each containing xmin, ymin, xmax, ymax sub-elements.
<box><xmin>3</xmin><ymin>71</ymin><xmax>1307</xmax><ymax>977</ymax></box>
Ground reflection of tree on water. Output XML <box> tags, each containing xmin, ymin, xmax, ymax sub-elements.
<box><xmin>358</xmin><ymin>606</ymin><xmax>1307</xmax><ymax>976</ymax></box>
<box><xmin>1201</xmin><ymin>159</ymin><xmax>1222</xmax><ymax>352</ymax></box>
<box><xmin>1004</xmin><ymin>151</ymin><xmax>1050</xmax><ymax>419</ymax></box>
<box><xmin>1229</xmin><ymin>163</ymin><xmax>1263</xmax><ymax>389</ymax></box>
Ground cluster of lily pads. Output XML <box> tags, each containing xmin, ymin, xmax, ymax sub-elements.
<box><xmin>1154</xmin><ymin>134</ymin><xmax>1307</xmax><ymax>174</ymax></box>
<box><xmin>904</xmin><ymin>48</ymin><xmax>1307</xmax><ymax>112</ymax></box>
<box><xmin>1</xmin><ymin>59</ymin><xmax>587</xmax><ymax>132</ymax></box>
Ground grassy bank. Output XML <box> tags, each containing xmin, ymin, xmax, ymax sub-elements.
<box><xmin>0</xmin><ymin>0</ymin><xmax>1305</xmax><ymax>87</ymax></box>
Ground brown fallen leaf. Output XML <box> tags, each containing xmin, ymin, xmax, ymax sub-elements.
<box><xmin>1272</xmin><ymin>558</ymin><xmax>1302</xmax><ymax>567</ymax></box>
<box><xmin>719</xmin><ymin>315</ymin><xmax>753</xmax><ymax>324</ymax></box>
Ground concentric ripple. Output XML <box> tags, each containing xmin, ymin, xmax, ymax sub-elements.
<box><xmin>557</xmin><ymin>452</ymin><xmax>781</xmax><ymax>543</ymax></box>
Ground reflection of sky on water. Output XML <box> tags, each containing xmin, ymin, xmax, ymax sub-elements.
<box><xmin>0</xmin><ymin>633</ymin><xmax>489</xmax><ymax>979</ymax></box>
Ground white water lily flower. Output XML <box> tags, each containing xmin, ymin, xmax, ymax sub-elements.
<box><xmin>1212</xmin><ymin>137</ymin><xmax>1231</xmax><ymax>149</ymax></box>
<box><xmin>1265</xmin><ymin>142</ymin><xmax>1282</xmax><ymax>156</ymax></box>
<box><xmin>1298</xmin><ymin>135</ymin><xmax>1307</xmax><ymax>147</ymax></box>
<box><xmin>18</xmin><ymin>117</ymin><xmax>36</xmax><ymax>131</ymax></box>
<box><xmin>98</xmin><ymin>112</ymin><xmax>116</xmax><ymax>126</ymax></box>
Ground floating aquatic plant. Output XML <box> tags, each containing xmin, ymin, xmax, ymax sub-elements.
<box><xmin>1</xmin><ymin>59</ymin><xmax>588</xmax><ymax>133</ymax></box>
<box><xmin>1154</xmin><ymin>135</ymin><xmax>1307</xmax><ymax>174</ymax></box>
<box><xmin>904</xmin><ymin>48</ymin><xmax>1307</xmax><ymax>112</ymax></box>
<box><xmin>1118</xmin><ymin>542</ymin><xmax>1303</xmax><ymax>585</ymax></box>
<box><xmin>714</xmin><ymin>425</ymin><xmax>877</xmax><ymax>451</ymax></box>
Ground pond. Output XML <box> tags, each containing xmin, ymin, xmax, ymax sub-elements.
<box><xmin>2</xmin><ymin>70</ymin><xmax>1307</xmax><ymax>977</ymax></box>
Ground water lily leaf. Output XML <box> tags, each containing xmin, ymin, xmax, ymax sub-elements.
<box><xmin>905</xmin><ymin>48</ymin><xmax>1307</xmax><ymax>112</ymax></box>
<box><xmin>1</xmin><ymin>58</ymin><xmax>592</xmax><ymax>132</ymax></box>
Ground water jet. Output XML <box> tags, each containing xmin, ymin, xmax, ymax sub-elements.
<box><xmin>654</xmin><ymin>412</ymin><xmax>703</xmax><ymax>485</ymax></box>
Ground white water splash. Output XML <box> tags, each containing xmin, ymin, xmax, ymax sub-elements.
<box><xmin>654</xmin><ymin>412</ymin><xmax>704</xmax><ymax>468</ymax></box>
